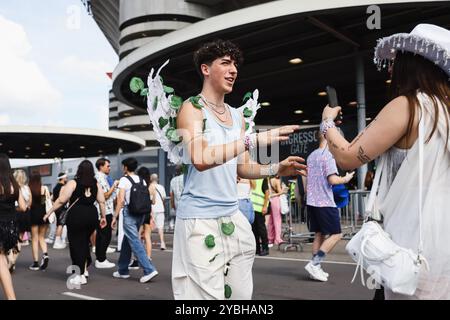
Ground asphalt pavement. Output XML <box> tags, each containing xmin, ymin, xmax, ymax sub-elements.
<box><xmin>2</xmin><ymin>235</ymin><xmax>373</xmax><ymax>300</ymax></box>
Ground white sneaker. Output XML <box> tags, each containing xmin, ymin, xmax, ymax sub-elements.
<box><xmin>268</xmin><ymin>243</ymin><xmax>274</xmax><ymax>248</ymax></box>
<box><xmin>106</xmin><ymin>247</ymin><xmax>116</xmax><ymax>253</ymax></box>
<box><xmin>95</xmin><ymin>259</ymin><xmax>115</xmax><ymax>269</ymax></box>
<box><xmin>69</xmin><ymin>275</ymin><xmax>87</xmax><ymax>286</ymax></box>
<box><xmin>140</xmin><ymin>270</ymin><xmax>159</xmax><ymax>283</ymax></box>
<box><xmin>305</xmin><ymin>261</ymin><xmax>328</xmax><ymax>282</ymax></box>
<box><xmin>53</xmin><ymin>239</ymin><xmax>66</xmax><ymax>250</ymax></box>
<box><xmin>160</xmin><ymin>242</ymin><xmax>166</xmax><ymax>250</ymax></box>
<box><xmin>84</xmin><ymin>270</ymin><xmax>89</xmax><ymax>278</ymax></box>
<box><xmin>45</xmin><ymin>238</ymin><xmax>54</xmax><ymax>244</ymax></box>
<box><xmin>113</xmin><ymin>271</ymin><xmax>130</xmax><ymax>279</ymax></box>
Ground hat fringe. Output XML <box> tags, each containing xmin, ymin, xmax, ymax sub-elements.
<box><xmin>374</xmin><ymin>32</ymin><xmax>450</xmax><ymax>78</ymax></box>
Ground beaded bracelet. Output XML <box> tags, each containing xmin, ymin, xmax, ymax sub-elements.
<box><xmin>243</xmin><ymin>133</ymin><xmax>257</xmax><ymax>151</ymax></box>
<box><xmin>320</xmin><ymin>119</ymin><xmax>336</xmax><ymax>138</ymax></box>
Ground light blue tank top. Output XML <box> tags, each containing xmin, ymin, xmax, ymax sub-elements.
<box><xmin>177</xmin><ymin>104</ymin><xmax>242</xmax><ymax>219</ymax></box>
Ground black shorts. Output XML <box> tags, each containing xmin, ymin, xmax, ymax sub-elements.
<box><xmin>142</xmin><ymin>212</ymin><xmax>151</xmax><ymax>225</ymax></box>
<box><xmin>55</xmin><ymin>210</ymin><xmax>65</xmax><ymax>226</ymax></box>
<box><xmin>307</xmin><ymin>205</ymin><xmax>341</xmax><ymax>235</ymax></box>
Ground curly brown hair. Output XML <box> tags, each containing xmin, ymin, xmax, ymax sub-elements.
<box><xmin>193</xmin><ymin>39</ymin><xmax>243</xmax><ymax>78</ymax></box>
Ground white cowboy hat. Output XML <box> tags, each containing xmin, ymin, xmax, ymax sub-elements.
<box><xmin>374</xmin><ymin>24</ymin><xmax>450</xmax><ymax>78</ymax></box>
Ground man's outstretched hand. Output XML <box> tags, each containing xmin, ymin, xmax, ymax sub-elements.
<box><xmin>278</xmin><ymin>156</ymin><xmax>307</xmax><ymax>177</ymax></box>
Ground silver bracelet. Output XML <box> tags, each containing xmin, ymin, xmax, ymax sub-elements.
<box><xmin>261</xmin><ymin>163</ymin><xmax>279</xmax><ymax>177</ymax></box>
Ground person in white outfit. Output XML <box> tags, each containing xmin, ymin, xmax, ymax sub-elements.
<box><xmin>172</xmin><ymin>39</ymin><xmax>306</xmax><ymax>300</ymax></box>
<box><xmin>94</xmin><ymin>158</ymin><xmax>118</xmax><ymax>269</ymax></box>
<box><xmin>150</xmin><ymin>174</ymin><xmax>166</xmax><ymax>250</ymax></box>
<box><xmin>319</xmin><ymin>24</ymin><xmax>450</xmax><ymax>299</ymax></box>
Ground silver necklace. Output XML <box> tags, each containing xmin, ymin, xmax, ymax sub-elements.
<box><xmin>200</xmin><ymin>94</ymin><xmax>227</xmax><ymax>115</ymax></box>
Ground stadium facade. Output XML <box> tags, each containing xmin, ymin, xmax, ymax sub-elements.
<box><xmin>85</xmin><ymin>0</ymin><xmax>450</xmax><ymax>188</ymax></box>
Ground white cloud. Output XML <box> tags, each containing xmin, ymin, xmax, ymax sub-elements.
<box><xmin>0</xmin><ymin>15</ymin><xmax>62</xmax><ymax>114</ymax></box>
<box><xmin>91</xmin><ymin>105</ymin><xmax>109</xmax><ymax>130</ymax></box>
<box><xmin>0</xmin><ymin>114</ymin><xmax>11</xmax><ymax>125</ymax></box>
<box><xmin>59</xmin><ymin>55</ymin><xmax>112</xmax><ymax>83</ymax></box>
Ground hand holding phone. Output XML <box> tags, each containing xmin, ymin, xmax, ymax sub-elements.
<box><xmin>326</xmin><ymin>86</ymin><xmax>342</xmax><ymax>122</ymax></box>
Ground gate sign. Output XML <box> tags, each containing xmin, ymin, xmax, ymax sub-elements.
<box><xmin>279</xmin><ymin>126</ymin><xmax>320</xmax><ymax>160</ymax></box>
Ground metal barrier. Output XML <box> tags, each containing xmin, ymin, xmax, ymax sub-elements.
<box><xmin>161</xmin><ymin>189</ymin><xmax>370</xmax><ymax>240</ymax></box>
<box><xmin>341</xmin><ymin>190</ymin><xmax>369</xmax><ymax>240</ymax></box>
<box><xmin>162</xmin><ymin>197</ymin><xmax>175</xmax><ymax>233</ymax></box>
<box><xmin>277</xmin><ymin>189</ymin><xmax>370</xmax><ymax>251</ymax></box>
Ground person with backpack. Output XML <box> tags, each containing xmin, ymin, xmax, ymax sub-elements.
<box><xmin>111</xmin><ymin>157</ymin><xmax>159</xmax><ymax>283</ymax></box>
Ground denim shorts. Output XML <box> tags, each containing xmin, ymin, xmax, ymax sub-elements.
<box><xmin>238</xmin><ymin>199</ymin><xmax>255</xmax><ymax>224</ymax></box>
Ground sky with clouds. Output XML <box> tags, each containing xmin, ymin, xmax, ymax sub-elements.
<box><xmin>0</xmin><ymin>0</ymin><xmax>117</xmax><ymax>130</ymax></box>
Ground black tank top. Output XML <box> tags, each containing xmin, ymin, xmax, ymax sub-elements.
<box><xmin>70</xmin><ymin>180</ymin><xmax>98</xmax><ymax>206</ymax></box>
<box><xmin>0</xmin><ymin>188</ymin><xmax>18</xmax><ymax>220</ymax></box>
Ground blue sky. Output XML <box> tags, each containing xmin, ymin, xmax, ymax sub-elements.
<box><xmin>0</xmin><ymin>0</ymin><xmax>117</xmax><ymax>130</ymax></box>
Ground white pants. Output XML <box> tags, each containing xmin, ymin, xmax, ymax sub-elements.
<box><xmin>172</xmin><ymin>211</ymin><xmax>256</xmax><ymax>300</ymax></box>
<box><xmin>117</xmin><ymin>209</ymin><xmax>124</xmax><ymax>251</ymax></box>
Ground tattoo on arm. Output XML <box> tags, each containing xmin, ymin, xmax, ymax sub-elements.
<box><xmin>329</xmin><ymin>140</ymin><xmax>346</xmax><ymax>151</ymax></box>
<box><xmin>348</xmin><ymin>132</ymin><xmax>364</xmax><ymax>150</ymax></box>
<box><xmin>348</xmin><ymin>118</ymin><xmax>377</xmax><ymax>150</ymax></box>
<box><xmin>357</xmin><ymin>146</ymin><xmax>371</xmax><ymax>164</ymax></box>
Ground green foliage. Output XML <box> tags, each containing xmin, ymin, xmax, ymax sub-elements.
<box><xmin>170</xmin><ymin>95</ymin><xmax>183</xmax><ymax>110</ymax></box>
<box><xmin>221</xmin><ymin>222</ymin><xmax>235</xmax><ymax>236</ymax></box>
<box><xmin>158</xmin><ymin>117</ymin><xmax>169</xmax><ymax>129</ymax></box>
<box><xmin>204</xmin><ymin>234</ymin><xmax>215</xmax><ymax>248</ymax></box>
<box><xmin>242</xmin><ymin>92</ymin><xmax>252</xmax><ymax>103</ymax></box>
<box><xmin>130</xmin><ymin>77</ymin><xmax>145</xmax><ymax>93</ymax></box>
<box><xmin>153</xmin><ymin>96</ymin><xmax>158</xmax><ymax>110</ymax></box>
<box><xmin>166</xmin><ymin>128</ymin><xmax>181</xmax><ymax>143</ymax></box>
<box><xmin>224</xmin><ymin>285</ymin><xmax>232</xmax><ymax>299</ymax></box>
<box><xmin>163</xmin><ymin>85</ymin><xmax>174</xmax><ymax>94</ymax></box>
<box><xmin>140</xmin><ymin>88</ymin><xmax>149</xmax><ymax>96</ymax></box>
<box><xmin>243</xmin><ymin>107</ymin><xmax>253</xmax><ymax>118</ymax></box>
<box><xmin>189</xmin><ymin>95</ymin><xmax>203</xmax><ymax>109</ymax></box>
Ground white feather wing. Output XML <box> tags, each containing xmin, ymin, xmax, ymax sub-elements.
<box><xmin>146</xmin><ymin>60</ymin><xmax>183</xmax><ymax>165</ymax></box>
<box><xmin>237</xmin><ymin>89</ymin><xmax>261</xmax><ymax>135</ymax></box>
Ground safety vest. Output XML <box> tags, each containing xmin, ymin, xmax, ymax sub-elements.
<box><xmin>290</xmin><ymin>181</ymin><xmax>296</xmax><ymax>201</ymax></box>
<box><xmin>251</xmin><ymin>179</ymin><xmax>265</xmax><ymax>213</ymax></box>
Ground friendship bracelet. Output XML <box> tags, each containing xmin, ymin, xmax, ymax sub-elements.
<box><xmin>320</xmin><ymin>119</ymin><xmax>336</xmax><ymax>138</ymax></box>
<box><xmin>243</xmin><ymin>133</ymin><xmax>257</xmax><ymax>151</ymax></box>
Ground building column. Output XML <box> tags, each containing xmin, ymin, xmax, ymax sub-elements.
<box><xmin>355</xmin><ymin>55</ymin><xmax>367</xmax><ymax>190</ymax></box>
<box><xmin>116</xmin><ymin>147</ymin><xmax>123</xmax><ymax>179</ymax></box>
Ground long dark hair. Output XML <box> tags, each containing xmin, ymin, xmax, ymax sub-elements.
<box><xmin>75</xmin><ymin>160</ymin><xmax>97</xmax><ymax>187</ymax></box>
<box><xmin>137</xmin><ymin>167</ymin><xmax>150</xmax><ymax>185</ymax></box>
<box><xmin>0</xmin><ymin>153</ymin><xmax>19</xmax><ymax>198</ymax></box>
<box><xmin>29</xmin><ymin>172</ymin><xmax>42</xmax><ymax>199</ymax></box>
<box><xmin>390</xmin><ymin>52</ymin><xmax>450</xmax><ymax>146</ymax></box>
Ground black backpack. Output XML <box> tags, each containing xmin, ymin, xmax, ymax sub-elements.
<box><xmin>125</xmin><ymin>176</ymin><xmax>152</xmax><ymax>216</ymax></box>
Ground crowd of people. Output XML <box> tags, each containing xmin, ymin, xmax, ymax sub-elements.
<box><xmin>0</xmin><ymin>23</ymin><xmax>449</xmax><ymax>300</ymax></box>
<box><xmin>0</xmin><ymin>155</ymin><xmax>185</xmax><ymax>297</ymax></box>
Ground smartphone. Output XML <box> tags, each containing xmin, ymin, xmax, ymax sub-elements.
<box><xmin>326</xmin><ymin>86</ymin><xmax>342</xmax><ymax>122</ymax></box>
